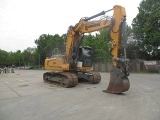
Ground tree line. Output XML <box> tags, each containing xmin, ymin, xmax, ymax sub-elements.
<box><xmin>0</xmin><ymin>30</ymin><xmax>112</xmax><ymax>68</ymax></box>
<box><xmin>0</xmin><ymin>0</ymin><xmax>159</xmax><ymax>68</ymax></box>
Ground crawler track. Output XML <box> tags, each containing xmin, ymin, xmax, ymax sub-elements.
<box><xmin>43</xmin><ymin>72</ymin><xmax>78</xmax><ymax>88</ymax></box>
<box><xmin>43</xmin><ymin>71</ymin><xmax>101</xmax><ymax>88</ymax></box>
<box><xmin>90</xmin><ymin>72</ymin><xmax>101</xmax><ymax>84</ymax></box>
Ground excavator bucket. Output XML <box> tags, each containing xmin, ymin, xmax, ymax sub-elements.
<box><xmin>103</xmin><ymin>65</ymin><xmax>130</xmax><ymax>94</ymax></box>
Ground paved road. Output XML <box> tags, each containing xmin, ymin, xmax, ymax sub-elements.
<box><xmin>0</xmin><ymin>70</ymin><xmax>160</xmax><ymax>120</ymax></box>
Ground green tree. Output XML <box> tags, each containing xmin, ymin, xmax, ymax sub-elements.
<box><xmin>83</xmin><ymin>28</ymin><xmax>111</xmax><ymax>62</ymax></box>
<box><xmin>0</xmin><ymin>49</ymin><xmax>8</xmax><ymax>67</ymax></box>
<box><xmin>35</xmin><ymin>34</ymin><xmax>66</xmax><ymax>65</ymax></box>
<box><xmin>132</xmin><ymin>0</ymin><xmax>160</xmax><ymax>60</ymax></box>
<box><xmin>21</xmin><ymin>47</ymin><xmax>36</xmax><ymax>66</ymax></box>
<box><xmin>15</xmin><ymin>50</ymin><xmax>22</xmax><ymax>66</ymax></box>
<box><xmin>21</xmin><ymin>50</ymin><xmax>31</xmax><ymax>66</ymax></box>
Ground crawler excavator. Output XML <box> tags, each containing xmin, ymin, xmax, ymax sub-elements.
<box><xmin>43</xmin><ymin>5</ymin><xmax>130</xmax><ymax>93</ymax></box>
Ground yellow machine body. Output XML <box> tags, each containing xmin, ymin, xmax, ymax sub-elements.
<box><xmin>43</xmin><ymin>5</ymin><xmax>130</xmax><ymax>93</ymax></box>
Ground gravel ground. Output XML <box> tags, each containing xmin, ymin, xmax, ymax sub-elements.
<box><xmin>0</xmin><ymin>70</ymin><xmax>160</xmax><ymax>120</ymax></box>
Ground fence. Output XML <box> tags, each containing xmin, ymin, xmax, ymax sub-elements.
<box><xmin>92</xmin><ymin>60</ymin><xmax>160</xmax><ymax>73</ymax></box>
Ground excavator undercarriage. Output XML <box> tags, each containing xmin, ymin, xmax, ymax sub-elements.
<box><xmin>43</xmin><ymin>71</ymin><xmax>101</xmax><ymax>88</ymax></box>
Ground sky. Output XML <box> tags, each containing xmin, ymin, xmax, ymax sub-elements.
<box><xmin>0</xmin><ymin>0</ymin><xmax>142</xmax><ymax>52</ymax></box>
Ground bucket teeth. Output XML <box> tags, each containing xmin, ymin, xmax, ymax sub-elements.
<box><xmin>103</xmin><ymin>65</ymin><xmax>130</xmax><ymax>94</ymax></box>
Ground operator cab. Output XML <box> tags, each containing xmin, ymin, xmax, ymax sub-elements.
<box><xmin>77</xmin><ymin>46</ymin><xmax>92</xmax><ymax>67</ymax></box>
